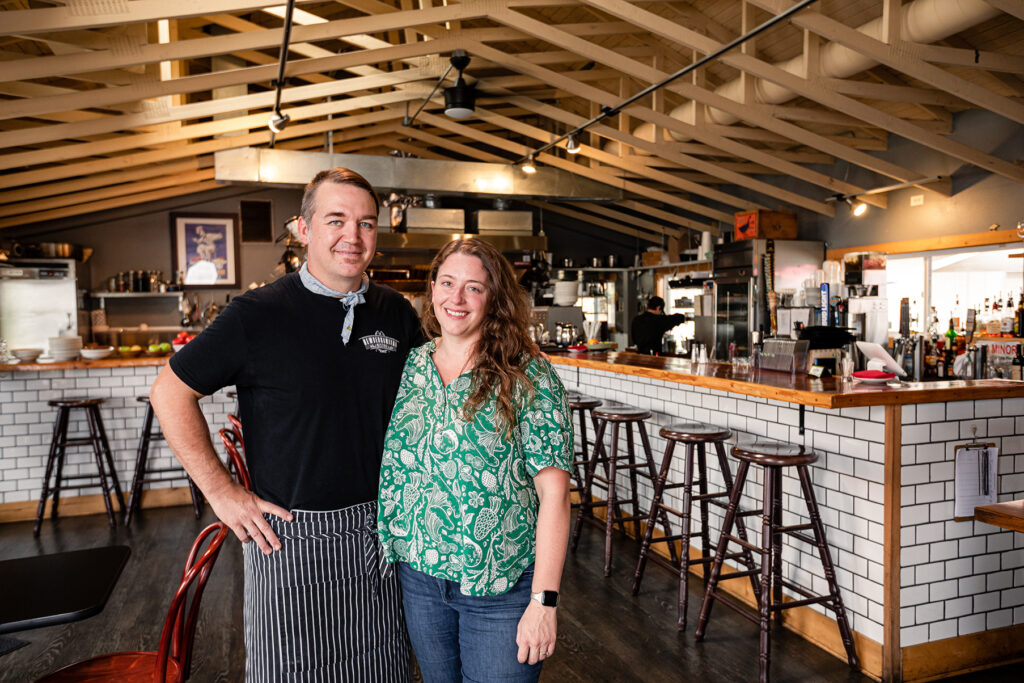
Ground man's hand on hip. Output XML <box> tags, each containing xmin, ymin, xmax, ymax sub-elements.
<box><xmin>208</xmin><ymin>481</ymin><xmax>293</xmax><ymax>554</ymax></box>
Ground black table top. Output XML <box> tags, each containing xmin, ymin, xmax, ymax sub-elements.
<box><xmin>0</xmin><ymin>545</ymin><xmax>130</xmax><ymax>635</ymax></box>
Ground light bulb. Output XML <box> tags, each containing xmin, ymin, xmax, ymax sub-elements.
<box><xmin>268</xmin><ymin>111</ymin><xmax>290</xmax><ymax>134</ymax></box>
<box><xmin>566</xmin><ymin>134</ymin><xmax>581</xmax><ymax>154</ymax></box>
<box><xmin>521</xmin><ymin>156</ymin><xmax>537</xmax><ymax>174</ymax></box>
<box><xmin>846</xmin><ymin>197</ymin><xmax>867</xmax><ymax>217</ymax></box>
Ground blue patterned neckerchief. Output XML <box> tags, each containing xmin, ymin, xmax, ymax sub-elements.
<box><xmin>298</xmin><ymin>261</ymin><xmax>369</xmax><ymax>345</ymax></box>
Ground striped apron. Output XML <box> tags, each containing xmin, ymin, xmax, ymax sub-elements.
<box><xmin>243</xmin><ymin>502</ymin><xmax>411</xmax><ymax>682</ymax></box>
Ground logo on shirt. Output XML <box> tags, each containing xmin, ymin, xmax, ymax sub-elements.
<box><xmin>359</xmin><ymin>330</ymin><xmax>399</xmax><ymax>354</ymax></box>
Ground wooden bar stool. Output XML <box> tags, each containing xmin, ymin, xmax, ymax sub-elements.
<box><xmin>566</xmin><ymin>392</ymin><xmax>602</xmax><ymax>516</ymax></box>
<box><xmin>695</xmin><ymin>441</ymin><xmax>858</xmax><ymax>682</ymax></box>
<box><xmin>632</xmin><ymin>422</ymin><xmax>761</xmax><ymax>630</ymax></box>
<box><xmin>34</xmin><ymin>398</ymin><xmax>125</xmax><ymax>536</ymax></box>
<box><xmin>124</xmin><ymin>396</ymin><xmax>203</xmax><ymax>527</ymax></box>
<box><xmin>570</xmin><ymin>403</ymin><xmax>672</xmax><ymax>577</ymax></box>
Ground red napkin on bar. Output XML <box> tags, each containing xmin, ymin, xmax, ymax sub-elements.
<box><xmin>852</xmin><ymin>370</ymin><xmax>895</xmax><ymax>380</ymax></box>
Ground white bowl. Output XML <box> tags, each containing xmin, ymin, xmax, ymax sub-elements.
<box><xmin>12</xmin><ymin>348</ymin><xmax>43</xmax><ymax>362</ymax></box>
<box><xmin>81</xmin><ymin>347</ymin><xmax>114</xmax><ymax>360</ymax></box>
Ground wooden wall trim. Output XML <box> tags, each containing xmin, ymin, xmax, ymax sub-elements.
<box><xmin>884</xmin><ymin>404</ymin><xmax>903</xmax><ymax>682</ymax></box>
<box><xmin>825</xmin><ymin>229</ymin><xmax>1021</xmax><ymax>260</ymax></box>
<box><xmin>901</xmin><ymin>623</ymin><xmax>1024</xmax><ymax>682</ymax></box>
<box><xmin>0</xmin><ymin>487</ymin><xmax>195</xmax><ymax>524</ymax></box>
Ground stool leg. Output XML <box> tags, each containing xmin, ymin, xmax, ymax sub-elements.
<box><xmin>695</xmin><ymin>460</ymin><xmax>749</xmax><ymax>641</ymax></box>
<box><xmin>714</xmin><ymin>440</ymin><xmax>762</xmax><ymax>603</ymax></box>
<box><xmin>636</xmin><ymin>424</ymin><xmax>675</xmax><ymax>562</ymax></box>
<box><xmin>571</xmin><ymin>418</ymin><xmax>607</xmax><ymax>552</ymax></box>
<box><xmin>574</xmin><ymin>407</ymin><xmax>590</xmax><ymax>496</ymax></box>
<box><xmin>604</xmin><ymin>422</ymin><xmax>622</xmax><ymax>576</ymax></box>
<box><xmin>631</xmin><ymin>440</ymin><xmax>675</xmax><ymax>596</ymax></box>
<box><xmin>695</xmin><ymin>442</ymin><xmax>712</xmax><ymax>575</ymax></box>
<box><xmin>622</xmin><ymin>423</ymin><xmax>637</xmax><ymax>537</ymax></box>
<box><xmin>771</xmin><ymin>467</ymin><xmax>784</xmax><ymax>624</ymax></box>
<box><xmin>34</xmin><ymin>407</ymin><xmax>69</xmax><ymax>537</ymax></box>
<box><xmin>124</xmin><ymin>404</ymin><xmax>155</xmax><ymax>527</ymax></box>
<box><xmin>85</xmin><ymin>406</ymin><xmax>117</xmax><ymax>528</ymax></box>
<box><xmin>187</xmin><ymin>476</ymin><xmax>204</xmax><ymax>519</ymax></box>
<box><xmin>758</xmin><ymin>465</ymin><xmax>776</xmax><ymax>683</ymax></box>
<box><xmin>797</xmin><ymin>465</ymin><xmax>859</xmax><ymax>669</ymax></box>
<box><xmin>92</xmin><ymin>405</ymin><xmax>125</xmax><ymax>514</ymax></box>
<box><xmin>51</xmin><ymin>430</ymin><xmax>68</xmax><ymax>520</ymax></box>
<box><xmin>678</xmin><ymin>442</ymin><xmax>696</xmax><ymax>630</ymax></box>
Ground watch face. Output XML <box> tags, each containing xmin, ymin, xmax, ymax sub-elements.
<box><xmin>540</xmin><ymin>590</ymin><xmax>558</xmax><ymax>607</ymax></box>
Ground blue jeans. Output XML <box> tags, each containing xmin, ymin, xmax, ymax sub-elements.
<box><xmin>398</xmin><ymin>563</ymin><xmax>542</xmax><ymax>683</ymax></box>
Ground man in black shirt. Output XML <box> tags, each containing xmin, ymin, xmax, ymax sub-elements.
<box><xmin>151</xmin><ymin>168</ymin><xmax>422</xmax><ymax>681</ymax></box>
<box><xmin>630</xmin><ymin>296</ymin><xmax>688</xmax><ymax>355</ymax></box>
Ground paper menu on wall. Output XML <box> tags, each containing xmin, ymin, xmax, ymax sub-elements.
<box><xmin>953</xmin><ymin>445</ymin><xmax>998</xmax><ymax>519</ymax></box>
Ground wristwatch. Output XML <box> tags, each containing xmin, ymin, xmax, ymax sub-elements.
<box><xmin>531</xmin><ymin>590</ymin><xmax>559</xmax><ymax>607</ymax></box>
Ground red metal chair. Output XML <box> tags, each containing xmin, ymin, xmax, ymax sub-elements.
<box><xmin>219</xmin><ymin>428</ymin><xmax>252</xmax><ymax>491</ymax></box>
<box><xmin>38</xmin><ymin>522</ymin><xmax>230</xmax><ymax>683</ymax></box>
<box><xmin>226</xmin><ymin>414</ymin><xmax>245</xmax><ymax>457</ymax></box>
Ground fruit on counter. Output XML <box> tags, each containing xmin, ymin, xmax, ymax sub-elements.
<box><xmin>173</xmin><ymin>330</ymin><xmax>197</xmax><ymax>345</ymax></box>
<box><xmin>118</xmin><ymin>346</ymin><xmax>130</xmax><ymax>353</ymax></box>
<box><xmin>130</xmin><ymin>345</ymin><xmax>143</xmax><ymax>352</ymax></box>
<box><xmin>158</xmin><ymin>342</ymin><xmax>172</xmax><ymax>352</ymax></box>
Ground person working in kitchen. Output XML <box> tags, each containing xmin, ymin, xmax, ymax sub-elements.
<box><xmin>150</xmin><ymin>168</ymin><xmax>423</xmax><ymax>681</ymax></box>
<box><xmin>377</xmin><ymin>238</ymin><xmax>572</xmax><ymax>682</ymax></box>
<box><xmin>630</xmin><ymin>295</ymin><xmax>688</xmax><ymax>355</ymax></box>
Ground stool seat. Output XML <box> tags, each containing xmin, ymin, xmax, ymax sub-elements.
<box><xmin>136</xmin><ymin>396</ymin><xmax>151</xmax><ymax>405</ymax></box>
<box><xmin>732</xmin><ymin>441</ymin><xmax>818</xmax><ymax>467</ymax></box>
<box><xmin>568</xmin><ymin>395</ymin><xmax>602</xmax><ymax>410</ymax></box>
<box><xmin>660</xmin><ymin>422</ymin><xmax>732</xmax><ymax>443</ymax></box>
<box><xmin>48</xmin><ymin>397</ymin><xmax>103</xmax><ymax>408</ymax></box>
<box><xmin>593</xmin><ymin>405</ymin><xmax>652</xmax><ymax>422</ymax></box>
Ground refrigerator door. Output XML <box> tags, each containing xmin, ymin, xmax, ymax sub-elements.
<box><xmin>0</xmin><ymin>279</ymin><xmax>78</xmax><ymax>349</ymax></box>
<box><xmin>714</xmin><ymin>278</ymin><xmax>755</xmax><ymax>359</ymax></box>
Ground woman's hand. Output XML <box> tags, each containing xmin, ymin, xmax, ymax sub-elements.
<box><xmin>516</xmin><ymin>599</ymin><xmax>557</xmax><ymax>664</ymax></box>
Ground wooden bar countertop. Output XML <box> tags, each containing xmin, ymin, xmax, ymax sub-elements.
<box><xmin>548</xmin><ymin>350</ymin><xmax>1024</xmax><ymax>409</ymax></box>
<box><xmin>0</xmin><ymin>356</ymin><xmax>168</xmax><ymax>373</ymax></box>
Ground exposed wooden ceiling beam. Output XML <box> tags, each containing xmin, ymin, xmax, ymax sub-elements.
<box><xmin>908</xmin><ymin>43</ymin><xmax>1024</xmax><ymax>74</ymax></box>
<box><xmin>571</xmin><ymin>0</ymin><xmax>1024</xmax><ymax>184</ymax></box>
<box><xmin>750</xmin><ymin>0</ymin><xmax>1024</xmax><ymax>126</ymax></box>
<box><xmin>0</xmin><ymin>67</ymin><xmax>436</xmax><ymax>149</ymax></box>
<box><xmin>0</xmin><ymin>159</ymin><xmax>204</xmax><ymax>205</ymax></box>
<box><xmin>1</xmin><ymin>108</ymin><xmax>405</xmax><ymax>189</ymax></box>
<box><xmin>528</xmin><ymin>201</ymin><xmax>670</xmax><ymax>244</ymax></box>
<box><xmin>982</xmin><ymin>0</ymin><xmax>1024</xmax><ymax>22</ymax></box>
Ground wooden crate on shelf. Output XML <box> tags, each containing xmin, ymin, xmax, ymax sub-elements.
<box><xmin>734</xmin><ymin>210</ymin><xmax>797</xmax><ymax>241</ymax></box>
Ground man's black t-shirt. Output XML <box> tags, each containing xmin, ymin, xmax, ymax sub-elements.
<box><xmin>169</xmin><ymin>273</ymin><xmax>425</xmax><ymax>511</ymax></box>
<box><xmin>631</xmin><ymin>311</ymin><xmax>687</xmax><ymax>355</ymax></box>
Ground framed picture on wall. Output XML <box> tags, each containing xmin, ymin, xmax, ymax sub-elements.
<box><xmin>170</xmin><ymin>212</ymin><xmax>241</xmax><ymax>288</ymax></box>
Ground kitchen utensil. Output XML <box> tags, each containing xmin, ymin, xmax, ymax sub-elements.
<box><xmin>81</xmin><ymin>347</ymin><xmax>114</xmax><ymax>360</ymax></box>
<box><xmin>606</xmin><ymin>254</ymin><xmax>618</xmax><ymax>268</ymax></box>
<box><xmin>12</xmin><ymin>348</ymin><xmax>43</xmax><ymax>363</ymax></box>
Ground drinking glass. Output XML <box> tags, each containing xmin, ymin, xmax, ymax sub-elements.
<box><xmin>841</xmin><ymin>355</ymin><xmax>855</xmax><ymax>381</ymax></box>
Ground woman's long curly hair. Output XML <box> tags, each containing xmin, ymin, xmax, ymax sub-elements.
<box><xmin>422</xmin><ymin>238</ymin><xmax>537</xmax><ymax>435</ymax></box>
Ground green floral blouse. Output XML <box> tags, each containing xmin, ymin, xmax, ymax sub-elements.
<box><xmin>376</xmin><ymin>340</ymin><xmax>573</xmax><ymax>596</ymax></box>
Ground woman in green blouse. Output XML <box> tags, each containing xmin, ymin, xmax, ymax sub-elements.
<box><xmin>378</xmin><ymin>238</ymin><xmax>572</xmax><ymax>682</ymax></box>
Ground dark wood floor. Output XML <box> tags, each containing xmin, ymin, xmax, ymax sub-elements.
<box><xmin>2</xmin><ymin>507</ymin><xmax>1022</xmax><ymax>682</ymax></box>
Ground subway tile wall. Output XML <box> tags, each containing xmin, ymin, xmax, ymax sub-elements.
<box><xmin>553</xmin><ymin>363</ymin><xmax>1024</xmax><ymax>647</ymax></box>
<box><xmin>0</xmin><ymin>367</ymin><xmax>234</xmax><ymax>505</ymax></box>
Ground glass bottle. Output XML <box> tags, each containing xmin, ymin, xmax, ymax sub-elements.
<box><xmin>1013</xmin><ymin>344</ymin><xmax>1024</xmax><ymax>381</ymax></box>
<box><xmin>1002</xmin><ymin>293</ymin><xmax>1015</xmax><ymax>337</ymax></box>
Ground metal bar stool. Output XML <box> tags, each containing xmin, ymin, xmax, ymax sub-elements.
<box><xmin>570</xmin><ymin>403</ymin><xmax>673</xmax><ymax>577</ymax></box>
<box><xmin>566</xmin><ymin>392</ymin><xmax>602</xmax><ymax>517</ymax></box>
<box><xmin>695</xmin><ymin>440</ymin><xmax>858</xmax><ymax>682</ymax></box>
<box><xmin>632</xmin><ymin>422</ymin><xmax>761</xmax><ymax>630</ymax></box>
<box><xmin>34</xmin><ymin>398</ymin><xmax>125</xmax><ymax>536</ymax></box>
<box><xmin>124</xmin><ymin>396</ymin><xmax>203</xmax><ymax>527</ymax></box>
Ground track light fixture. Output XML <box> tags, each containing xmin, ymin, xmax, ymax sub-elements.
<box><xmin>521</xmin><ymin>155</ymin><xmax>537</xmax><ymax>174</ymax></box>
<box><xmin>510</xmin><ymin>0</ymin><xmax>821</xmax><ymax>169</ymax></box>
<box><xmin>268</xmin><ymin>110</ymin><xmax>290</xmax><ymax>134</ymax></box>
<box><xmin>565</xmin><ymin>134</ymin><xmax>581</xmax><ymax>154</ymax></box>
<box><xmin>846</xmin><ymin>197</ymin><xmax>868</xmax><ymax>217</ymax></box>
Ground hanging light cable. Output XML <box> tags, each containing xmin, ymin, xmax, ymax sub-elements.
<box><xmin>267</xmin><ymin>0</ymin><xmax>296</xmax><ymax>147</ymax></box>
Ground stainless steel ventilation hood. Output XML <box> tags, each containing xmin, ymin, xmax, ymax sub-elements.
<box><xmin>214</xmin><ymin>147</ymin><xmax>621</xmax><ymax>201</ymax></box>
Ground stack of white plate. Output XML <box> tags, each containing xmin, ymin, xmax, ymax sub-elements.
<box><xmin>553</xmin><ymin>280</ymin><xmax>579</xmax><ymax>306</ymax></box>
<box><xmin>48</xmin><ymin>336</ymin><xmax>83</xmax><ymax>361</ymax></box>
